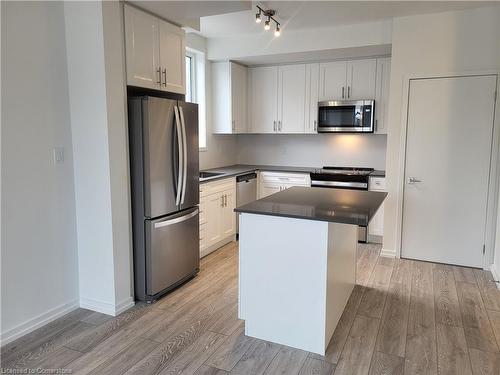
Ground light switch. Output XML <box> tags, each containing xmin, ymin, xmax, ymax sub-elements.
<box><xmin>53</xmin><ymin>147</ymin><xmax>65</xmax><ymax>164</ymax></box>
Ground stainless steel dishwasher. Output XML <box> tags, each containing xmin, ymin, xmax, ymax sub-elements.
<box><xmin>236</xmin><ymin>172</ymin><xmax>257</xmax><ymax>235</ymax></box>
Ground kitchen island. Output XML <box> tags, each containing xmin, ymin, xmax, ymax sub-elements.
<box><xmin>235</xmin><ymin>186</ymin><xmax>387</xmax><ymax>355</ymax></box>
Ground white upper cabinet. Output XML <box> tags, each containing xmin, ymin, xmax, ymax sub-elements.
<box><xmin>216</xmin><ymin>57</ymin><xmax>388</xmax><ymax>135</ymax></box>
<box><xmin>231</xmin><ymin>63</ymin><xmax>248</xmax><ymax>133</ymax></box>
<box><xmin>212</xmin><ymin>61</ymin><xmax>248</xmax><ymax>134</ymax></box>
<box><xmin>277</xmin><ymin>64</ymin><xmax>307</xmax><ymax>133</ymax></box>
<box><xmin>305</xmin><ymin>63</ymin><xmax>320</xmax><ymax>133</ymax></box>
<box><xmin>347</xmin><ymin>59</ymin><xmax>376</xmax><ymax>100</ymax></box>
<box><xmin>319</xmin><ymin>61</ymin><xmax>347</xmax><ymax>101</ymax></box>
<box><xmin>248</xmin><ymin>66</ymin><xmax>278</xmax><ymax>133</ymax></box>
<box><xmin>374</xmin><ymin>58</ymin><xmax>391</xmax><ymax>134</ymax></box>
<box><xmin>319</xmin><ymin>59</ymin><xmax>377</xmax><ymax>101</ymax></box>
<box><xmin>124</xmin><ymin>4</ymin><xmax>185</xmax><ymax>94</ymax></box>
<box><xmin>158</xmin><ymin>19</ymin><xmax>186</xmax><ymax>94</ymax></box>
<box><xmin>124</xmin><ymin>5</ymin><xmax>159</xmax><ymax>89</ymax></box>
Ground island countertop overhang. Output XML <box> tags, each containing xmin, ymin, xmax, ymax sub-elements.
<box><xmin>235</xmin><ymin>186</ymin><xmax>387</xmax><ymax>227</ymax></box>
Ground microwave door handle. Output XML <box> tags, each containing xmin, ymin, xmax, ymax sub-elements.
<box><xmin>174</xmin><ymin>106</ymin><xmax>183</xmax><ymax>206</ymax></box>
<box><xmin>179</xmin><ymin>105</ymin><xmax>188</xmax><ymax>205</ymax></box>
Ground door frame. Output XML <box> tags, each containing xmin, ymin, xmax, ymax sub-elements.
<box><xmin>394</xmin><ymin>70</ymin><xmax>499</xmax><ymax>269</ymax></box>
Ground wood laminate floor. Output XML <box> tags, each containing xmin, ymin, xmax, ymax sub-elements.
<box><xmin>3</xmin><ymin>242</ymin><xmax>500</xmax><ymax>374</ymax></box>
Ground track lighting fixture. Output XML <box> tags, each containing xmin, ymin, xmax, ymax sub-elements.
<box><xmin>255</xmin><ymin>5</ymin><xmax>281</xmax><ymax>36</ymax></box>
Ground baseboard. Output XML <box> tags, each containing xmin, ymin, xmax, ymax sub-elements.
<box><xmin>200</xmin><ymin>235</ymin><xmax>235</xmax><ymax>258</ymax></box>
<box><xmin>490</xmin><ymin>263</ymin><xmax>500</xmax><ymax>290</ymax></box>
<box><xmin>380</xmin><ymin>248</ymin><xmax>397</xmax><ymax>258</ymax></box>
<box><xmin>114</xmin><ymin>297</ymin><xmax>135</xmax><ymax>315</ymax></box>
<box><xmin>80</xmin><ymin>296</ymin><xmax>135</xmax><ymax>316</ymax></box>
<box><xmin>0</xmin><ymin>299</ymin><xmax>79</xmax><ymax>347</ymax></box>
<box><xmin>367</xmin><ymin>234</ymin><xmax>383</xmax><ymax>244</ymax></box>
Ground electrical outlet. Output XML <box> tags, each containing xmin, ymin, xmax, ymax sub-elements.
<box><xmin>53</xmin><ymin>147</ymin><xmax>64</xmax><ymax>164</ymax></box>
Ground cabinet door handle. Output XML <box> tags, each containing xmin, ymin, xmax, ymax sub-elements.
<box><xmin>157</xmin><ymin>68</ymin><xmax>161</xmax><ymax>85</ymax></box>
<box><xmin>374</xmin><ymin>119</ymin><xmax>378</xmax><ymax>132</ymax></box>
<box><xmin>232</xmin><ymin>120</ymin><xmax>235</xmax><ymax>131</ymax></box>
<box><xmin>342</xmin><ymin>86</ymin><xmax>345</xmax><ymax>99</ymax></box>
<box><xmin>221</xmin><ymin>195</ymin><xmax>224</xmax><ymax>207</ymax></box>
<box><xmin>348</xmin><ymin>86</ymin><xmax>351</xmax><ymax>98</ymax></box>
<box><xmin>278</xmin><ymin>121</ymin><xmax>282</xmax><ymax>131</ymax></box>
<box><xmin>273</xmin><ymin>121</ymin><xmax>277</xmax><ymax>132</ymax></box>
<box><xmin>224</xmin><ymin>194</ymin><xmax>228</xmax><ymax>207</ymax></box>
<box><xmin>162</xmin><ymin>68</ymin><xmax>167</xmax><ymax>86</ymax></box>
<box><xmin>314</xmin><ymin>120</ymin><xmax>317</xmax><ymax>132</ymax></box>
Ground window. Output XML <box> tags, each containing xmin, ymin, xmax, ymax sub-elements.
<box><xmin>185</xmin><ymin>49</ymin><xmax>206</xmax><ymax>149</ymax></box>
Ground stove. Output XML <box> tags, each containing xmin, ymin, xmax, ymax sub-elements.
<box><xmin>310</xmin><ymin>167</ymin><xmax>374</xmax><ymax>190</ymax></box>
<box><xmin>310</xmin><ymin>166</ymin><xmax>375</xmax><ymax>243</ymax></box>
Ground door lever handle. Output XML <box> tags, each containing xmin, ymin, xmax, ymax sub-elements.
<box><xmin>407</xmin><ymin>177</ymin><xmax>422</xmax><ymax>184</ymax></box>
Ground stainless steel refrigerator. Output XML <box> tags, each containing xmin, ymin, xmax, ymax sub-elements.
<box><xmin>128</xmin><ymin>96</ymin><xmax>199</xmax><ymax>302</ymax></box>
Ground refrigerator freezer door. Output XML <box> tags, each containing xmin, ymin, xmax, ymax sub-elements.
<box><xmin>145</xmin><ymin>207</ymin><xmax>200</xmax><ymax>295</ymax></box>
<box><xmin>178</xmin><ymin>101</ymin><xmax>199</xmax><ymax>210</ymax></box>
<box><xmin>143</xmin><ymin>97</ymin><xmax>180</xmax><ymax>218</ymax></box>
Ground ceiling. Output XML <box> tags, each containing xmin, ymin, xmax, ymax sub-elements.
<box><xmin>128</xmin><ymin>1</ymin><xmax>252</xmax><ymax>30</ymax></box>
<box><xmin>199</xmin><ymin>1</ymin><xmax>497</xmax><ymax>38</ymax></box>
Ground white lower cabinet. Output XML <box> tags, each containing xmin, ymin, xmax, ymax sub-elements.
<box><xmin>368</xmin><ymin>177</ymin><xmax>386</xmax><ymax>242</ymax></box>
<box><xmin>199</xmin><ymin>178</ymin><xmax>236</xmax><ymax>257</ymax></box>
<box><xmin>259</xmin><ymin>172</ymin><xmax>311</xmax><ymax>199</ymax></box>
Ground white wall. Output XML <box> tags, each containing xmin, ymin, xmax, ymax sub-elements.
<box><xmin>186</xmin><ymin>33</ymin><xmax>238</xmax><ymax>169</ymax></box>
<box><xmin>64</xmin><ymin>1</ymin><xmax>133</xmax><ymax>315</ymax></box>
<box><xmin>207</xmin><ymin>19</ymin><xmax>392</xmax><ymax>61</ymax></box>
<box><xmin>1</xmin><ymin>2</ymin><xmax>79</xmax><ymax>343</ymax></box>
<box><xmin>384</xmin><ymin>6</ymin><xmax>500</xmax><ymax>258</ymax></box>
<box><xmin>237</xmin><ymin>134</ymin><xmax>387</xmax><ymax>170</ymax></box>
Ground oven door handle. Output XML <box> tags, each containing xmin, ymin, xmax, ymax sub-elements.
<box><xmin>311</xmin><ymin>180</ymin><xmax>368</xmax><ymax>189</ymax></box>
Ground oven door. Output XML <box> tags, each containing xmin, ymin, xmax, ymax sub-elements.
<box><xmin>317</xmin><ymin>100</ymin><xmax>374</xmax><ymax>133</ymax></box>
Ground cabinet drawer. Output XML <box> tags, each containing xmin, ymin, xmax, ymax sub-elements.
<box><xmin>260</xmin><ymin>171</ymin><xmax>311</xmax><ymax>186</ymax></box>
<box><xmin>369</xmin><ymin>177</ymin><xmax>386</xmax><ymax>191</ymax></box>
<box><xmin>200</xmin><ymin>177</ymin><xmax>235</xmax><ymax>198</ymax></box>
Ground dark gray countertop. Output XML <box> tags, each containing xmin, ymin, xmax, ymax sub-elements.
<box><xmin>200</xmin><ymin>164</ymin><xmax>386</xmax><ymax>183</ymax></box>
<box><xmin>235</xmin><ymin>186</ymin><xmax>387</xmax><ymax>226</ymax></box>
<box><xmin>200</xmin><ymin>164</ymin><xmax>317</xmax><ymax>183</ymax></box>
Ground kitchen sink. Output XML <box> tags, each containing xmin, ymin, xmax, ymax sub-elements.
<box><xmin>199</xmin><ymin>171</ymin><xmax>224</xmax><ymax>179</ymax></box>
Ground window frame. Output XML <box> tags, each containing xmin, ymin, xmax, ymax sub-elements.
<box><xmin>185</xmin><ymin>52</ymin><xmax>196</xmax><ymax>103</ymax></box>
<box><xmin>186</xmin><ymin>48</ymin><xmax>207</xmax><ymax>151</ymax></box>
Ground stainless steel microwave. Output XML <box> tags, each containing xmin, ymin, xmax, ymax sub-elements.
<box><xmin>317</xmin><ymin>100</ymin><xmax>375</xmax><ymax>133</ymax></box>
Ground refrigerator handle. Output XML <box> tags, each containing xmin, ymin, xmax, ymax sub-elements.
<box><xmin>179</xmin><ymin>105</ymin><xmax>188</xmax><ymax>205</ymax></box>
<box><xmin>174</xmin><ymin>106</ymin><xmax>183</xmax><ymax>206</ymax></box>
<box><xmin>153</xmin><ymin>207</ymin><xmax>198</xmax><ymax>228</ymax></box>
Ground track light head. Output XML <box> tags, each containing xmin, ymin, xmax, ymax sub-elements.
<box><xmin>255</xmin><ymin>11</ymin><xmax>261</xmax><ymax>23</ymax></box>
<box><xmin>274</xmin><ymin>25</ymin><xmax>281</xmax><ymax>37</ymax></box>
<box><xmin>264</xmin><ymin>18</ymin><xmax>271</xmax><ymax>31</ymax></box>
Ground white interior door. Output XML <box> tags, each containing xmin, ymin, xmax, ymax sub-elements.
<box><xmin>402</xmin><ymin>75</ymin><xmax>497</xmax><ymax>267</ymax></box>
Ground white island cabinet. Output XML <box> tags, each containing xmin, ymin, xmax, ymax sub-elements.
<box><xmin>236</xmin><ymin>187</ymin><xmax>387</xmax><ymax>355</ymax></box>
